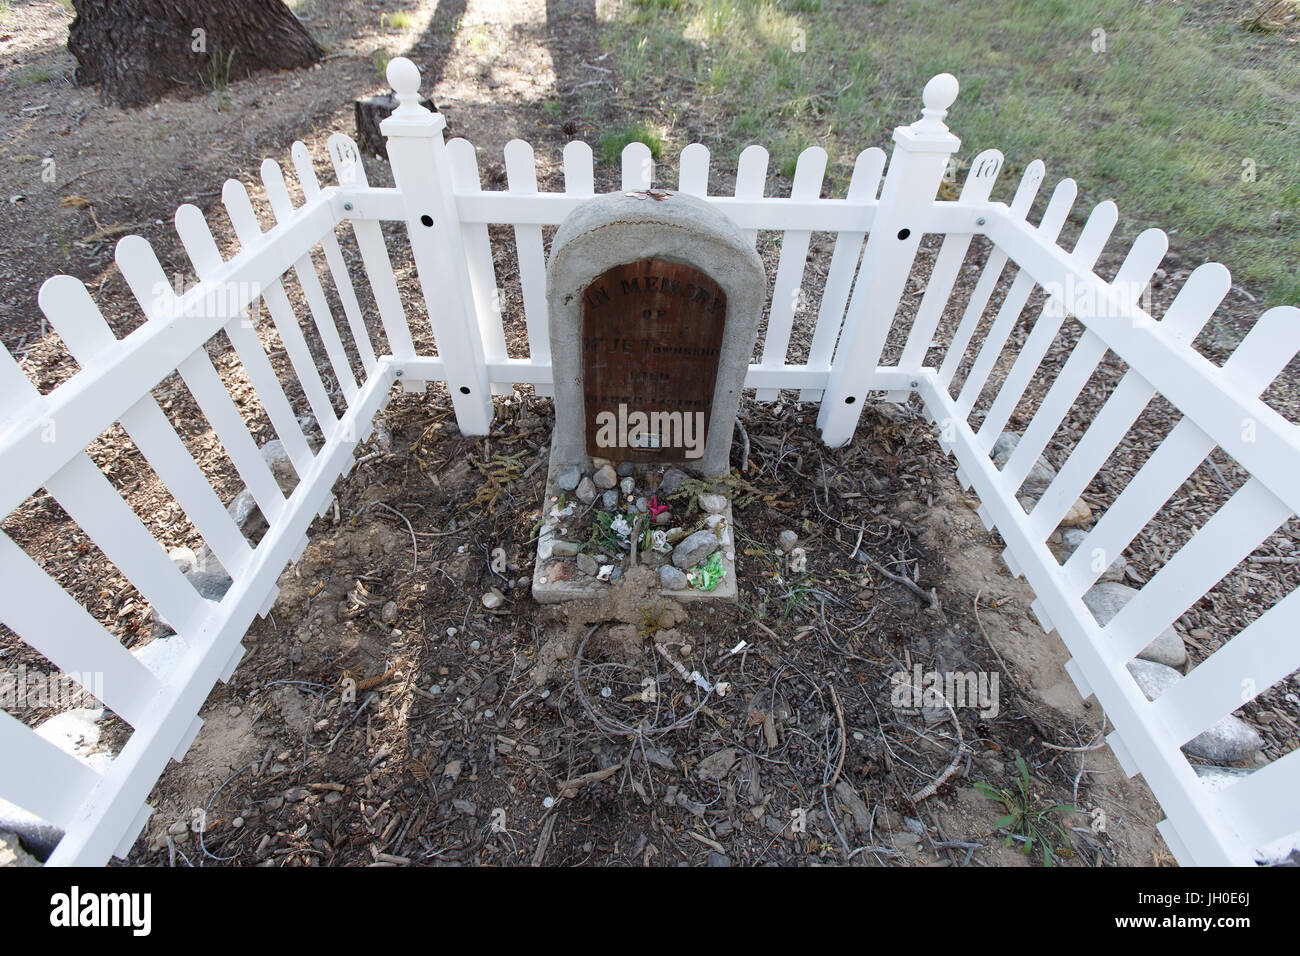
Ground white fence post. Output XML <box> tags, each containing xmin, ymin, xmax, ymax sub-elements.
<box><xmin>817</xmin><ymin>74</ymin><xmax>962</xmax><ymax>446</ymax></box>
<box><xmin>381</xmin><ymin>57</ymin><xmax>493</xmax><ymax>433</ymax></box>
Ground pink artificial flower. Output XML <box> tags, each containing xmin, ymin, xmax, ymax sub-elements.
<box><xmin>647</xmin><ymin>496</ymin><xmax>669</xmax><ymax>519</ymax></box>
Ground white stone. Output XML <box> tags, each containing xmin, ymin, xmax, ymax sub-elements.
<box><xmin>698</xmin><ymin>493</ymin><xmax>727</xmax><ymax>514</ymax></box>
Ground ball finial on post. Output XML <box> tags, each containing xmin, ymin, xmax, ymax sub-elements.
<box><xmin>386</xmin><ymin>57</ymin><xmax>424</xmax><ymax>113</ymax></box>
<box><xmin>913</xmin><ymin>73</ymin><xmax>959</xmax><ymax>134</ymax></box>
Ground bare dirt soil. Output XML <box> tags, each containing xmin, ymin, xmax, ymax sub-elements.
<box><xmin>0</xmin><ymin>0</ymin><xmax>1295</xmax><ymax>867</ymax></box>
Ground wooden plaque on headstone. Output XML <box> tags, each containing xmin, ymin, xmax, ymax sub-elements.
<box><xmin>581</xmin><ymin>259</ymin><xmax>727</xmax><ymax>463</ymax></box>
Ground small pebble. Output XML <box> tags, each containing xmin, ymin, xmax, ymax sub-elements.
<box><xmin>620</xmin><ymin>477</ymin><xmax>635</xmax><ymax>495</ymax></box>
<box><xmin>778</xmin><ymin>529</ymin><xmax>799</xmax><ymax>552</ymax></box>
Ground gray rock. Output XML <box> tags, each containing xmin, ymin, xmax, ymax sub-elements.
<box><xmin>695</xmin><ymin>748</ymin><xmax>737</xmax><ymax>783</ymax></box>
<box><xmin>1126</xmin><ymin>659</ymin><xmax>1262</xmax><ymax>762</ymax></box>
<box><xmin>697</xmin><ymin>492</ymin><xmax>727</xmax><ymax>514</ymax></box>
<box><xmin>658</xmin><ymin>468</ymin><xmax>690</xmax><ymax>495</ymax></box>
<box><xmin>381</xmin><ymin>600</ymin><xmax>398</xmax><ymax>623</ymax></box>
<box><xmin>635</xmin><ymin>497</ymin><xmax>649</xmax><ymax>513</ymax></box>
<box><xmin>555</xmin><ymin>465</ymin><xmax>582</xmax><ymax>492</ymax></box>
<box><xmin>576</xmin><ymin>553</ymin><xmax>599</xmax><ymax>577</ymax></box>
<box><xmin>601</xmin><ymin>490</ymin><xmax>619</xmax><ymax>510</ymax></box>
<box><xmin>593</xmin><ymin>464</ymin><xmax>618</xmax><ymax>490</ymax></box>
<box><xmin>1056</xmin><ymin>528</ymin><xmax>1126</xmax><ymax>582</ymax></box>
<box><xmin>481</xmin><ymin>589</ymin><xmax>505</xmax><ymax>610</ymax></box>
<box><xmin>654</xmin><ymin>511</ymin><xmax>671</xmax><ymax>526</ymax></box>
<box><xmin>550</xmin><ymin>540</ymin><xmax>580</xmax><ymax>557</ymax></box>
<box><xmin>616</xmin><ymin>461</ymin><xmax>635</xmax><ymax>477</ymax></box>
<box><xmin>672</xmin><ymin>529</ymin><xmax>719</xmax><ymax>569</ymax></box>
<box><xmin>152</xmin><ymin>566</ymin><xmax>231</xmax><ymax>632</ymax></box>
<box><xmin>659</xmin><ymin>565</ymin><xmax>688</xmax><ymax>590</ymax></box>
<box><xmin>1084</xmin><ymin>581</ymin><xmax>1186</xmax><ymax>667</ymax></box>
<box><xmin>620</xmin><ymin>476</ymin><xmax>635</xmax><ymax>496</ymax></box>
<box><xmin>575</xmin><ymin>477</ymin><xmax>597</xmax><ymax>505</ymax></box>
<box><xmin>778</xmin><ymin>530</ymin><xmax>799</xmax><ymax>553</ymax></box>
<box><xmin>993</xmin><ymin>432</ymin><xmax>1056</xmax><ymax>497</ymax></box>
<box><xmin>707</xmin><ymin>852</ymin><xmax>730</xmax><ymax>867</ymax></box>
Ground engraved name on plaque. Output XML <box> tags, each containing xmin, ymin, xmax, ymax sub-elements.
<box><xmin>581</xmin><ymin>259</ymin><xmax>726</xmax><ymax>463</ymax></box>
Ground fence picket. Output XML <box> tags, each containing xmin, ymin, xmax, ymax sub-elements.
<box><xmin>1219</xmin><ymin>748</ymin><xmax>1300</xmax><ymax>848</ymax></box>
<box><xmin>173</xmin><ymin>203</ymin><xmax>314</xmax><ymax>480</ymax></box>
<box><xmin>260</xmin><ymin>159</ymin><xmax>359</xmax><ymax>404</ymax></box>
<box><xmin>222</xmin><ymin>179</ymin><xmax>340</xmax><ymax>433</ymax></box>
<box><xmin>678</xmin><ymin>143</ymin><xmax>710</xmax><ymax>197</ymax></box>
<box><xmin>800</xmin><ymin>147</ymin><xmax>885</xmax><ymax>402</ymax></box>
<box><xmin>733</xmin><ymin>146</ymin><xmax>769</xmax><ymax>247</ymax></box>
<box><xmin>1000</xmin><ymin>229</ymin><xmax>1167</xmax><ymax>497</ymax></box>
<box><xmin>1152</xmin><ymin>588</ymin><xmax>1300</xmax><ymax>746</ymax></box>
<box><xmin>0</xmin><ymin>711</ymin><xmax>101</xmax><ymax>831</ymax></box>
<box><xmin>448</xmin><ymin>138</ymin><xmax>510</xmax><ymax>396</ymax></box>
<box><xmin>45</xmin><ymin>455</ymin><xmax>206</xmax><ymax>634</ymax></box>
<box><xmin>936</xmin><ymin>161</ymin><xmax>1046</xmax><ymax>392</ymax></box>
<box><xmin>890</xmin><ymin>148</ymin><xmax>1004</xmax><ymax>401</ymax></box>
<box><xmin>621</xmin><ymin>141</ymin><xmax>653</xmax><ymax>191</ymax></box>
<box><xmin>755</xmin><ymin>147</ymin><xmax>827</xmax><ymax>401</ymax></box>
<box><xmin>1111</xmin><ymin>477</ymin><xmax>1288</xmax><ymax>662</ymax></box>
<box><xmin>327</xmin><ymin>133</ymin><xmax>418</xmax><ymax>370</ymax></box>
<box><xmin>1026</xmin><ymin>264</ymin><xmax>1228</xmax><ymax>541</ymax></box>
<box><xmin>563</xmin><ymin>141</ymin><xmax>595</xmax><ymax>197</ymax></box>
<box><xmin>291</xmin><ymin>142</ymin><xmax>378</xmax><ymax>375</ymax></box>
<box><xmin>38</xmin><ymin>275</ymin><xmax>255</xmax><ymax>580</ymax></box>
<box><xmin>115</xmin><ymin>235</ymin><xmax>287</xmax><ymax>527</ymax></box>
<box><xmin>976</xmin><ymin>200</ymin><xmax>1119</xmax><ymax>447</ymax></box>
<box><xmin>954</xmin><ymin>178</ymin><xmax>1077</xmax><ymax>418</ymax></box>
<box><xmin>0</xmin><ymin>530</ymin><xmax>163</xmax><ymax>728</ymax></box>
<box><xmin>1060</xmin><ymin>305</ymin><xmax>1300</xmax><ymax>598</ymax></box>
<box><xmin>504</xmin><ymin>139</ymin><xmax>553</xmax><ymax>397</ymax></box>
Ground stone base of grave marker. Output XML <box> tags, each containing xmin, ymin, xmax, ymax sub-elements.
<box><xmin>531</xmin><ymin>456</ymin><xmax>737</xmax><ymax>604</ymax></box>
<box><xmin>531</xmin><ymin>191</ymin><xmax>764</xmax><ymax>604</ymax></box>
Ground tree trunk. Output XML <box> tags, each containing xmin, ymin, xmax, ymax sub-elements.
<box><xmin>68</xmin><ymin>0</ymin><xmax>324</xmax><ymax>109</ymax></box>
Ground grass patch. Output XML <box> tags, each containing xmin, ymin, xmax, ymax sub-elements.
<box><xmin>975</xmin><ymin>756</ymin><xmax>1078</xmax><ymax>866</ymax></box>
<box><xmin>602</xmin><ymin>0</ymin><xmax>1300</xmax><ymax>303</ymax></box>
<box><xmin>599</xmin><ymin>121</ymin><xmax>666</xmax><ymax>166</ymax></box>
<box><xmin>381</xmin><ymin>11</ymin><xmax>418</xmax><ymax>31</ymax></box>
<box><xmin>15</xmin><ymin>69</ymin><xmax>56</xmax><ymax>87</ymax></box>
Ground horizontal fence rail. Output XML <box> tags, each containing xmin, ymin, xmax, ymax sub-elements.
<box><xmin>0</xmin><ymin>59</ymin><xmax>1295</xmax><ymax>866</ymax></box>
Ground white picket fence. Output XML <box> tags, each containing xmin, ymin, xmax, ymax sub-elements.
<box><xmin>1</xmin><ymin>59</ymin><xmax>1296</xmax><ymax>866</ymax></box>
